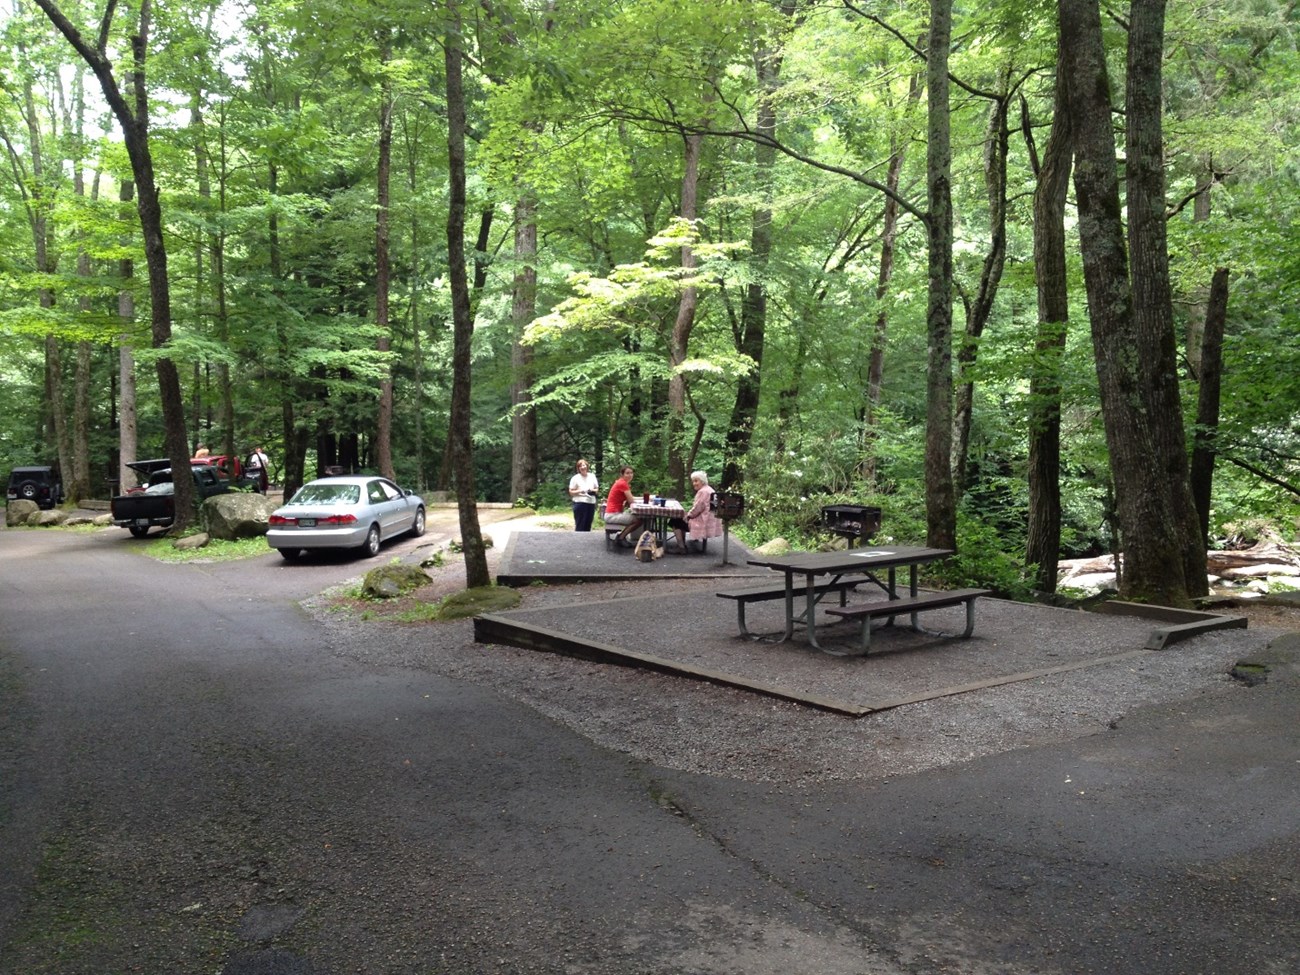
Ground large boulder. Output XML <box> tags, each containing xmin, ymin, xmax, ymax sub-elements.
<box><xmin>203</xmin><ymin>493</ymin><xmax>279</xmax><ymax>540</ymax></box>
<box><xmin>6</xmin><ymin>500</ymin><xmax>38</xmax><ymax>527</ymax></box>
<box><xmin>362</xmin><ymin>564</ymin><xmax>433</xmax><ymax>599</ymax></box>
<box><xmin>31</xmin><ymin>509</ymin><xmax>68</xmax><ymax>527</ymax></box>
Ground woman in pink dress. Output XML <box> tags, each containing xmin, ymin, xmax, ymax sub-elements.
<box><xmin>670</xmin><ymin>470</ymin><xmax>723</xmax><ymax>553</ymax></box>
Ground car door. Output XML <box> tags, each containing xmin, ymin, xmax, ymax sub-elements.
<box><xmin>375</xmin><ymin>479</ymin><xmax>407</xmax><ymax>536</ymax></box>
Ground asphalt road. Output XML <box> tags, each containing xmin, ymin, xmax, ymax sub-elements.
<box><xmin>1</xmin><ymin>522</ymin><xmax>1297</xmax><ymax>974</ymax></box>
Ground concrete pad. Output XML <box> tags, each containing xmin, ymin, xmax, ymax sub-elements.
<box><xmin>495</xmin><ymin>529</ymin><xmax>767</xmax><ymax>586</ymax></box>
<box><xmin>476</xmin><ymin>585</ymin><xmax>1208</xmax><ymax>716</ymax></box>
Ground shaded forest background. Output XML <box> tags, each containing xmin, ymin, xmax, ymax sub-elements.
<box><xmin>2</xmin><ymin>0</ymin><xmax>1298</xmax><ymax>600</ymax></box>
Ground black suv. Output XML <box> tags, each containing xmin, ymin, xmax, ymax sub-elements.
<box><xmin>6</xmin><ymin>466</ymin><xmax>63</xmax><ymax>509</ymax></box>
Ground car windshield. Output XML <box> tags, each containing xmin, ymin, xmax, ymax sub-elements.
<box><xmin>291</xmin><ymin>483</ymin><xmax>360</xmax><ymax>505</ymax></box>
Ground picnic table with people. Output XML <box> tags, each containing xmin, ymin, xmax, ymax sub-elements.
<box><xmin>601</xmin><ymin>467</ymin><xmax>724</xmax><ymax>555</ymax></box>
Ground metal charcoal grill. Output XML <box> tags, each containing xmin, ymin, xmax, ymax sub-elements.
<box><xmin>820</xmin><ymin>504</ymin><xmax>882</xmax><ymax>548</ymax></box>
<box><xmin>711</xmin><ymin>491</ymin><xmax>745</xmax><ymax>564</ymax></box>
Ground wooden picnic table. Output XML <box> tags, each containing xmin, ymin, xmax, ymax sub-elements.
<box><xmin>744</xmin><ymin>546</ymin><xmax>955</xmax><ymax>652</ymax></box>
<box><xmin>631</xmin><ymin>498</ymin><xmax>685</xmax><ymax>546</ymax></box>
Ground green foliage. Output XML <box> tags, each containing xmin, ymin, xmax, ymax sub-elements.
<box><xmin>3</xmin><ymin>0</ymin><xmax>1297</xmax><ymax>585</ymax></box>
<box><xmin>143</xmin><ymin>535</ymin><xmax>270</xmax><ymax>564</ymax></box>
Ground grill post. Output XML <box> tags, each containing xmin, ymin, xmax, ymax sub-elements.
<box><xmin>712</xmin><ymin>492</ymin><xmax>745</xmax><ymax>564</ymax></box>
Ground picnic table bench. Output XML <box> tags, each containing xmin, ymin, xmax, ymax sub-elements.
<box><xmin>716</xmin><ymin>579</ymin><xmax>863</xmax><ymax>639</ymax></box>
<box><xmin>824</xmin><ymin>587</ymin><xmax>990</xmax><ymax>654</ymax></box>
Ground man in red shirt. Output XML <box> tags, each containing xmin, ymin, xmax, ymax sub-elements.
<box><xmin>603</xmin><ymin>465</ymin><xmax>643</xmax><ymax>546</ymax></box>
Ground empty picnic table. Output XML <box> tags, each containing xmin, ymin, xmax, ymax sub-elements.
<box><xmin>738</xmin><ymin>546</ymin><xmax>962</xmax><ymax>653</ymax></box>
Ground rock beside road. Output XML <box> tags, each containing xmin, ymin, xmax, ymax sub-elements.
<box><xmin>5</xmin><ymin>500</ymin><xmax>39</xmax><ymax>526</ymax></box>
<box><xmin>203</xmin><ymin>492</ymin><xmax>279</xmax><ymax>540</ymax></box>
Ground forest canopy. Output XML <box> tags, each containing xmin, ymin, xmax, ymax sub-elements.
<box><xmin>2</xmin><ymin>0</ymin><xmax>1297</xmax><ymax>604</ymax></box>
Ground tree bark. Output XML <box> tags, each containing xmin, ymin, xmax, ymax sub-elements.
<box><xmin>862</xmin><ymin>68</ymin><xmax>922</xmax><ymax>488</ymax></box>
<box><xmin>510</xmin><ymin>190</ymin><xmax>540</xmax><ymax>503</ymax></box>
<box><xmin>667</xmin><ymin>129</ymin><xmax>704</xmax><ymax>499</ymax></box>
<box><xmin>952</xmin><ymin>85</ymin><xmax>1011</xmax><ymax>496</ymax></box>
<box><xmin>1059</xmin><ymin>0</ymin><xmax>1194</xmax><ymax>605</ymax></box>
<box><xmin>1190</xmin><ymin>267</ymin><xmax>1229</xmax><ymax>542</ymax></box>
<box><xmin>118</xmin><ymin>178</ymin><xmax>138</xmax><ymax>494</ymax></box>
<box><xmin>1126</xmin><ymin>0</ymin><xmax>1207</xmax><ymax>597</ymax></box>
<box><xmin>723</xmin><ymin>12</ymin><xmax>791</xmax><ymax>490</ymax></box>
<box><xmin>70</xmin><ymin>65</ymin><xmax>93</xmax><ymax>502</ymax></box>
<box><xmin>445</xmin><ymin>0</ymin><xmax>491</xmax><ymax>589</ymax></box>
<box><xmin>13</xmin><ymin>35</ymin><xmax>70</xmax><ymax>488</ymax></box>
<box><xmin>375</xmin><ymin>42</ymin><xmax>395</xmax><ymax>481</ymax></box>
<box><xmin>1024</xmin><ymin>62</ymin><xmax>1073</xmax><ymax>593</ymax></box>
<box><xmin>924</xmin><ymin>0</ymin><xmax>957</xmax><ymax>550</ymax></box>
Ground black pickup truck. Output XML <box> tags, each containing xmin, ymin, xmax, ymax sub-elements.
<box><xmin>110</xmin><ymin>460</ymin><xmax>237</xmax><ymax>537</ymax></box>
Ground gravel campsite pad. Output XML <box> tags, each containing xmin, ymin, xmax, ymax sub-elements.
<box><xmin>310</xmin><ymin>554</ymin><xmax>1292</xmax><ymax>786</ymax></box>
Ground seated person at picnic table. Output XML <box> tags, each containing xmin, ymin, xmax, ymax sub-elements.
<box><xmin>669</xmin><ymin>470</ymin><xmax>724</xmax><ymax>553</ymax></box>
<box><xmin>603</xmin><ymin>465</ymin><xmax>643</xmax><ymax>547</ymax></box>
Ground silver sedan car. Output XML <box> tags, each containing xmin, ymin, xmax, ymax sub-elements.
<box><xmin>266</xmin><ymin>476</ymin><xmax>426</xmax><ymax>560</ymax></box>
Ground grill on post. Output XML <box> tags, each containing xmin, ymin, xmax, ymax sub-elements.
<box><xmin>820</xmin><ymin>504</ymin><xmax>882</xmax><ymax>548</ymax></box>
<box><xmin>711</xmin><ymin>491</ymin><xmax>745</xmax><ymax>565</ymax></box>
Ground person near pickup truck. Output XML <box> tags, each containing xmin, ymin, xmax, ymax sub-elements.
<box><xmin>246</xmin><ymin>446</ymin><xmax>270</xmax><ymax>493</ymax></box>
<box><xmin>567</xmin><ymin>458</ymin><xmax>599</xmax><ymax>532</ymax></box>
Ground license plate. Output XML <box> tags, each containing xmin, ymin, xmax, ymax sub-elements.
<box><xmin>135</xmin><ymin>519</ymin><xmax>149</xmax><ymax>527</ymax></box>
<box><xmin>298</xmin><ymin>518</ymin><xmax>316</xmax><ymax>527</ymax></box>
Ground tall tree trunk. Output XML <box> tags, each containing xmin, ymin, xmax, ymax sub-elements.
<box><xmin>1126</xmin><ymin>0</ymin><xmax>1207</xmax><ymax>597</ymax></box>
<box><xmin>269</xmin><ymin>160</ymin><xmax>305</xmax><ymax>499</ymax></box>
<box><xmin>1189</xmin><ymin>267</ymin><xmax>1229</xmax><ymax>542</ymax></box>
<box><xmin>723</xmin><ymin>12</ymin><xmax>791</xmax><ymax>490</ymax></box>
<box><xmin>190</xmin><ymin>83</ymin><xmax>235</xmax><ymax>461</ymax></box>
<box><xmin>1024</xmin><ymin>66</ymin><xmax>1073</xmax><ymax>593</ymax></box>
<box><xmin>404</xmin><ymin>119</ymin><xmax>428</xmax><ymax>491</ymax></box>
<box><xmin>375</xmin><ymin>41</ymin><xmax>395</xmax><ymax>480</ymax></box>
<box><xmin>924</xmin><ymin>0</ymin><xmax>957</xmax><ymax>550</ymax></box>
<box><xmin>510</xmin><ymin>190</ymin><xmax>540</xmax><ymax>503</ymax></box>
<box><xmin>15</xmin><ymin>36</ymin><xmax>70</xmax><ymax>486</ymax></box>
<box><xmin>118</xmin><ymin>178</ymin><xmax>138</xmax><ymax>493</ymax></box>
<box><xmin>952</xmin><ymin>86</ymin><xmax>1011</xmax><ymax>497</ymax></box>
<box><xmin>667</xmin><ymin>129</ymin><xmax>704</xmax><ymax>499</ymax></box>
<box><xmin>863</xmin><ymin>69</ymin><xmax>922</xmax><ymax>487</ymax></box>
<box><xmin>37</xmin><ymin>0</ymin><xmax>193</xmax><ymax>526</ymax></box>
<box><xmin>70</xmin><ymin>65</ymin><xmax>93</xmax><ymax>502</ymax></box>
<box><xmin>1059</xmin><ymin>0</ymin><xmax>1193</xmax><ymax>606</ymax></box>
<box><xmin>445</xmin><ymin>0</ymin><xmax>490</xmax><ymax>589</ymax></box>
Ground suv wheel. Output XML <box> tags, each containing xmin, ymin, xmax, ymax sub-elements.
<box><xmin>128</xmin><ymin>525</ymin><xmax>149</xmax><ymax>538</ymax></box>
<box><xmin>18</xmin><ymin>481</ymin><xmax>37</xmax><ymax>500</ymax></box>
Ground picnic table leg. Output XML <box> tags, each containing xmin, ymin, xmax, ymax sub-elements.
<box><xmin>904</xmin><ymin>564</ymin><xmax>917</xmax><ymax>630</ymax></box>
<box><xmin>778</xmin><ymin>570</ymin><xmax>796</xmax><ymax>642</ymax></box>
<box><xmin>735</xmin><ymin>600</ymin><xmax>753</xmax><ymax>639</ymax></box>
<box><xmin>961</xmin><ymin>595</ymin><xmax>978</xmax><ymax>638</ymax></box>
<box><xmin>803</xmin><ymin>572</ymin><xmax>829</xmax><ymax>650</ymax></box>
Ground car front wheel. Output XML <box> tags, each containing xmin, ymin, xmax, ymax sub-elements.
<box><xmin>362</xmin><ymin>524</ymin><xmax>381</xmax><ymax>557</ymax></box>
<box><xmin>411</xmin><ymin>507</ymin><xmax>426</xmax><ymax>538</ymax></box>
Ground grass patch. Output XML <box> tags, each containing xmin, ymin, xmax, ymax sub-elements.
<box><xmin>145</xmin><ymin>534</ymin><xmax>271</xmax><ymax>563</ymax></box>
